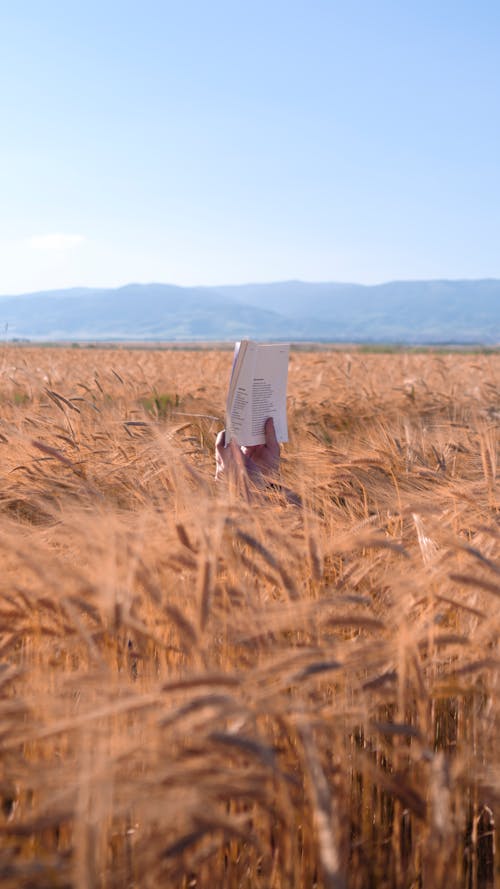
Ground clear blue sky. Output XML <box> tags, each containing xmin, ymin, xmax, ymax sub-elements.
<box><xmin>1</xmin><ymin>0</ymin><xmax>499</xmax><ymax>293</ymax></box>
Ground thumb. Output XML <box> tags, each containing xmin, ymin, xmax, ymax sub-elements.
<box><xmin>215</xmin><ymin>429</ymin><xmax>226</xmax><ymax>453</ymax></box>
<box><xmin>264</xmin><ymin>417</ymin><xmax>279</xmax><ymax>450</ymax></box>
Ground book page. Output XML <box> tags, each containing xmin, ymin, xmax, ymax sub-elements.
<box><xmin>225</xmin><ymin>341</ymin><xmax>289</xmax><ymax>446</ymax></box>
<box><xmin>227</xmin><ymin>340</ymin><xmax>241</xmax><ymax>395</ymax></box>
<box><xmin>250</xmin><ymin>344</ymin><xmax>289</xmax><ymax>444</ymax></box>
<box><xmin>225</xmin><ymin>341</ymin><xmax>256</xmax><ymax>444</ymax></box>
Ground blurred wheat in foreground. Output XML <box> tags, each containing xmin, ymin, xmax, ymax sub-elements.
<box><xmin>0</xmin><ymin>345</ymin><xmax>498</xmax><ymax>889</ymax></box>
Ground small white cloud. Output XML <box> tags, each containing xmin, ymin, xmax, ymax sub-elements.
<box><xmin>28</xmin><ymin>233</ymin><xmax>86</xmax><ymax>250</ymax></box>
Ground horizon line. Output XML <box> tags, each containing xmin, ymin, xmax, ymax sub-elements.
<box><xmin>1</xmin><ymin>276</ymin><xmax>500</xmax><ymax>299</ymax></box>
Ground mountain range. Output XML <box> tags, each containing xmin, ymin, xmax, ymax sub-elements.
<box><xmin>0</xmin><ymin>279</ymin><xmax>499</xmax><ymax>344</ymax></box>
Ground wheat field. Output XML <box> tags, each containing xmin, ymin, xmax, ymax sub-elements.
<box><xmin>0</xmin><ymin>344</ymin><xmax>498</xmax><ymax>889</ymax></box>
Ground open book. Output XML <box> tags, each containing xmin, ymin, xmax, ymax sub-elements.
<box><xmin>225</xmin><ymin>340</ymin><xmax>290</xmax><ymax>446</ymax></box>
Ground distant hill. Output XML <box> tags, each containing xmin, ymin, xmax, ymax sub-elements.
<box><xmin>0</xmin><ymin>279</ymin><xmax>499</xmax><ymax>343</ymax></box>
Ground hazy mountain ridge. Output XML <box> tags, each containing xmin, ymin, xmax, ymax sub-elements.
<box><xmin>0</xmin><ymin>280</ymin><xmax>499</xmax><ymax>343</ymax></box>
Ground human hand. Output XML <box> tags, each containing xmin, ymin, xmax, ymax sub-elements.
<box><xmin>215</xmin><ymin>418</ymin><xmax>280</xmax><ymax>487</ymax></box>
<box><xmin>240</xmin><ymin>417</ymin><xmax>280</xmax><ymax>479</ymax></box>
<box><xmin>215</xmin><ymin>431</ymin><xmax>246</xmax><ymax>482</ymax></box>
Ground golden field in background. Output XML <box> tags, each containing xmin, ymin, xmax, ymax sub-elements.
<box><xmin>0</xmin><ymin>345</ymin><xmax>498</xmax><ymax>889</ymax></box>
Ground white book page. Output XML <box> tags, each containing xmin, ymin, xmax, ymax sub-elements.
<box><xmin>225</xmin><ymin>341</ymin><xmax>257</xmax><ymax>444</ymax></box>
<box><xmin>250</xmin><ymin>344</ymin><xmax>289</xmax><ymax>445</ymax></box>
<box><xmin>226</xmin><ymin>342</ymin><xmax>289</xmax><ymax>446</ymax></box>
<box><xmin>228</xmin><ymin>340</ymin><xmax>241</xmax><ymax>394</ymax></box>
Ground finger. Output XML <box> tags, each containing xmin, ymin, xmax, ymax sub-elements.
<box><xmin>215</xmin><ymin>429</ymin><xmax>226</xmax><ymax>455</ymax></box>
<box><xmin>215</xmin><ymin>434</ymin><xmax>246</xmax><ymax>481</ymax></box>
<box><xmin>215</xmin><ymin>430</ymin><xmax>225</xmax><ymax>478</ymax></box>
<box><xmin>229</xmin><ymin>440</ymin><xmax>245</xmax><ymax>468</ymax></box>
<box><xmin>241</xmin><ymin>445</ymin><xmax>257</xmax><ymax>457</ymax></box>
<box><xmin>264</xmin><ymin>417</ymin><xmax>279</xmax><ymax>451</ymax></box>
